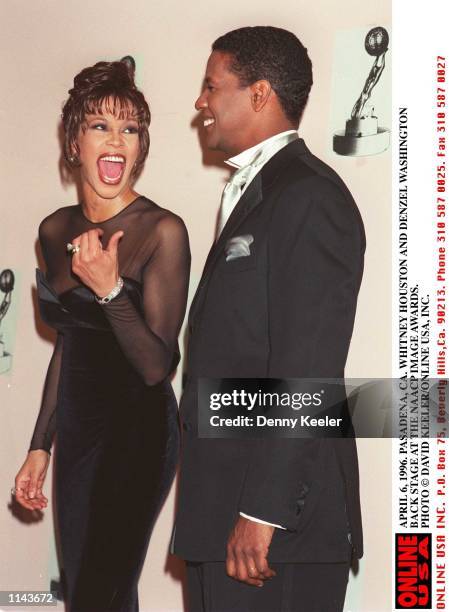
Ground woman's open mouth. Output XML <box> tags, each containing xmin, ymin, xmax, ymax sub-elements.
<box><xmin>97</xmin><ymin>154</ymin><xmax>126</xmax><ymax>185</ymax></box>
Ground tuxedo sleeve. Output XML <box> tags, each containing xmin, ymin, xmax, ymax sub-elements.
<box><xmin>238</xmin><ymin>175</ymin><xmax>365</xmax><ymax>530</ymax></box>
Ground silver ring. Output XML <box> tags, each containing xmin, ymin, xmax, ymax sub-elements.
<box><xmin>66</xmin><ymin>243</ymin><xmax>80</xmax><ymax>255</ymax></box>
<box><xmin>11</xmin><ymin>487</ymin><xmax>21</xmax><ymax>496</ymax></box>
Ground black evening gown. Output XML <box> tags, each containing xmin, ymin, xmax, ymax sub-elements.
<box><xmin>29</xmin><ymin>196</ymin><xmax>190</xmax><ymax>612</ymax></box>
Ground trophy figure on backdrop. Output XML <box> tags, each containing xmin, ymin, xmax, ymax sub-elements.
<box><xmin>333</xmin><ymin>26</ymin><xmax>390</xmax><ymax>156</ymax></box>
<box><xmin>0</xmin><ymin>268</ymin><xmax>15</xmax><ymax>374</ymax></box>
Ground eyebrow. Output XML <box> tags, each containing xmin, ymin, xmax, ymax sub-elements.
<box><xmin>85</xmin><ymin>114</ymin><xmax>138</xmax><ymax>123</ymax></box>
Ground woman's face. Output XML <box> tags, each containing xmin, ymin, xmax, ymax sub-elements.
<box><xmin>75</xmin><ymin>100</ymin><xmax>140</xmax><ymax>200</ymax></box>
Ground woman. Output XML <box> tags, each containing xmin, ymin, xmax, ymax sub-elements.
<box><xmin>14</xmin><ymin>57</ymin><xmax>190</xmax><ymax>611</ymax></box>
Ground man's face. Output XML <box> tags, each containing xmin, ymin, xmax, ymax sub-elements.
<box><xmin>195</xmin><ymin>51</ymin><xmax>253</xmax><ymax>156</ymax></box>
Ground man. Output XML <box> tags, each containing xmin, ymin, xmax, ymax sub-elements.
<box><xmin>173</xmin><ymin>26</ymin><xmax>365</xmax><ymax>611</ymax></box>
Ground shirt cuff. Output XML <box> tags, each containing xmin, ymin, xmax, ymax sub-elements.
<box><xmin>239</xmin><ymin>512</ymin><xmax>287</xmax><ymax>530</ymax></box>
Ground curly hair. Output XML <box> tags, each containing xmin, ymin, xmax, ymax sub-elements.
<box><xmin>61</xmin><ymin>57</ymin><xmax>151</xmax><ymax>178</ymax></box>
<box><xmin>212</xmin><ymin>26</ymin><xmax>313</xmax><ymax>125</ymax></box>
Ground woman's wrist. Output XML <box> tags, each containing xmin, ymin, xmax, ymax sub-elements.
<box><xmin>95</xmin><ymin>276</ymin><xmax>124</xmax><ymax>305</ymax></box>
<box><xmin>28</xmin><ymin>448</ymin><xmax>50</xmax><ymax>457</ymax></box>
<box><xmin>91</xmin><ymin>273</ymin><xmax>119</xmax><ymax>298</ymax></box>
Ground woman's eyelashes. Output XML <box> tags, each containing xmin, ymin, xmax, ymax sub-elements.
<box><xmin>89</xmin><ymin>122</ymin><xmax>138</xmax><ymax>134</ymax></box>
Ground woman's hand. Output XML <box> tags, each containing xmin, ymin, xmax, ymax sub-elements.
<box><xmin>14</xmin><ymin>450</ymin><xmax>50</xmax><ymax>511</ymax></box>
<box><xmin>70</xmin><ymin>229</ymin><xmax>124</xmax><ymax>297</ymax></box>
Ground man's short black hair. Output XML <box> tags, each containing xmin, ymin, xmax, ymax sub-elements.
<box><xmin>212</xmin><ymin>26</ymin><xmax>313</xmax><ymax>125</ymax></box>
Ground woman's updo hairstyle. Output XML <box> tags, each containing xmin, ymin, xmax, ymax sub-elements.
<box><xmin>62</xmin><ymin>56</ymin><xmax>151</xmax><ymax>178</ymax></box>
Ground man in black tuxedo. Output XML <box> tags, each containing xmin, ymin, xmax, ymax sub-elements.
<box><xmin>173</xmin><ymin>26</ymin><xmax>365</xmax><ymax>611</ymax></box>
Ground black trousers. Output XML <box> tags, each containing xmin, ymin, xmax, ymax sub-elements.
<box><xmin>186</xmin><ymin>561</ymin><xmax>350</xmax><ymax>612</ymax></box>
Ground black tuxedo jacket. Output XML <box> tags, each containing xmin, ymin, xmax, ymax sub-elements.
<box><xmin>173</xmin><ymin>138</ymin><xmax>365</xmax><ymax>563</ymax></box>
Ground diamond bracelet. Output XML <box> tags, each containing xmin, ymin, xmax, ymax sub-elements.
<box><xmin>95</xmin><ymin>277</ymin><xmax>124</xmax><ymax>305</ymax></box>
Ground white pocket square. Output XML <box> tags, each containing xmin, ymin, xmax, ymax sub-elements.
<box><xmin>225</xmin><ymin>234</ymin><xmax>254</xmax><ymax>262</ymax></box>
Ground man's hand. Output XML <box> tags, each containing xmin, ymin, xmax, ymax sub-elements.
<box><xmin>226</xmin><ymin>516</ymin><xmax>276</xmax><ymax>587</ymax></box>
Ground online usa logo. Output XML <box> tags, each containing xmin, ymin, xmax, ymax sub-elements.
<box><xmin>395</xmin><ymin>534</ymin><xmax>432</xmax><ymax>609</ymax></box>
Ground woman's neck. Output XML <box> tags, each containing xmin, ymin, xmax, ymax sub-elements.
<box><xmin>80</xmin><ymin>184</ymin><xmax>139</xmax><ymax>223</ymax></box>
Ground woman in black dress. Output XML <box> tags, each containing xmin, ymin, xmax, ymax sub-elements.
<box><xmin>14</xmin><ymin>57</ymin><xmax>190</xmax><ymax>611</ymax></box>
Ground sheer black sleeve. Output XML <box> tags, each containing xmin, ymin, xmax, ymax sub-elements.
<box><xmin>101</xmin><ymin>213</ymin><xmax>190</xmax><ymax>385</ymax></box>
<box><xmin>28</xmin><ymin>217</ymin><xmax>66</xmax><ymax>454</ymax></box>
<box><xmin>29</xmin><ymin>333</ymin><xmax>62</xmax><ymax>453</ymax></box>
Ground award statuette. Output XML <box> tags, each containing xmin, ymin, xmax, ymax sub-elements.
<box><xmin>333</xmin><ymin>26</ymin><xmax>390</xmax><ymax>156</ymax></box>
<box><xmin>0</xmin><ymin>268</ymin><xmax>15</xmax><ymax>374</ymax></box>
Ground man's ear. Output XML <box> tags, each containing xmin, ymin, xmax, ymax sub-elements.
<box><xmin>249</xmin><ymin>80</ymin><xmax>272</xmax><ymax>112</ymax></box>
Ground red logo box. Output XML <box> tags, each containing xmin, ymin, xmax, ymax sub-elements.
<box><xmin>395</xmin><ymin>534</ymin><xmax>432</xmax><ymax>609</ymax></box>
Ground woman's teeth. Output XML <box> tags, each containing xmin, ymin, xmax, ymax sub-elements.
<box><xmin>101</xmin><ymin>155</ymin><xmax>125</xmax><ymax>163</ymax></box>
<box><xmin>97</xmin><ymin>155</ymin><xmax>126</xmax><ymax>184</ymax></box>
<box><xmin>204</xmin><ymin>118</ymin><xmax>215</xmax><ymax>127</ymax></box>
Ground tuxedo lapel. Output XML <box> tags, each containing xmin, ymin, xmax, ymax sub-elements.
<box><xmin>188</xmin><ymin>175</ymin><xmax>263</xmax><ymax>322</ymax></box>
<box><xmin>207</xmin><ymin>174</ymin><xmax>262</xmax><ymax>274</ymax></box>
<box><xmin>189</xmin><ymin>139</ymin><xmax>307</xmax><ymax>323</ymax></box>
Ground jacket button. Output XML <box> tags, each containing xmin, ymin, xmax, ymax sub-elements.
<box><xmin>295</xmin><ymin>482</ymin><xmax>310</xmax><ymax>515</ymax></box>
<box><xmin>182</xmin><ymin>422</ymin><xmax>191</xmax><ymax>432</ymax></box>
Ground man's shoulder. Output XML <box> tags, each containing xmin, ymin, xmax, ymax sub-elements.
<box><xmin>273</xmin><ymin>140</ymin><xmax>355</xmax><ymax>203</ymax></box>
<box><xmin>268</xmin><ymin>140</ymin><xmax>365</xmax><ymax>240</ymax></box>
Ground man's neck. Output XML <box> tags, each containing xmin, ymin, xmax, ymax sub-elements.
<box><xmin>229</xmin><ymin>124</ymin><xmax>297</xmax><ymax>157</ymax></box>
<box><xmin>226</xmin><ymin>129</ymin><xmax>298</xmax><ymax>168</ymax></box>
